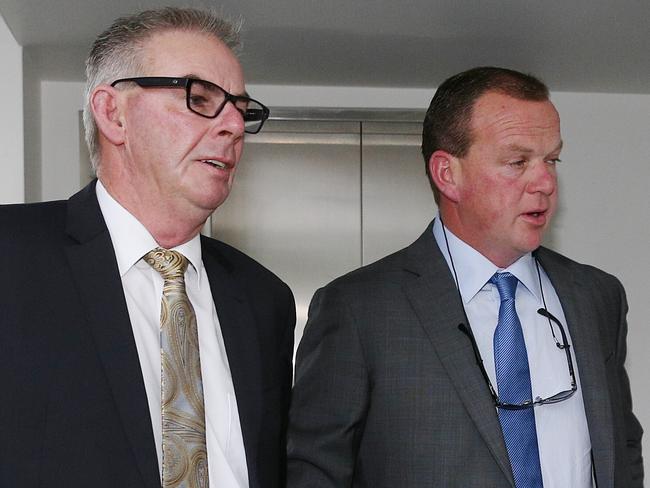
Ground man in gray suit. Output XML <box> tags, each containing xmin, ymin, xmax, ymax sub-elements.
<box><xmin>287</xmin><ymin>67</ymin><xmax>643</xmax><ymax>487</ymax></box>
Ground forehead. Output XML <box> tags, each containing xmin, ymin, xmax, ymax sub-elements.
<box><xmin>140</xmin><ymin>29</ymin><xmax>245</xmax><ymax>94</ymax></box>
<box><xmin>469</xmin><ymin>91</ymin><xmax>561</xmax><ymax>147</ymax></box>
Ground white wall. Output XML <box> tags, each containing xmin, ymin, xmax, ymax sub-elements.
<box><xmin>23</xmin><ymin>48</ymin><xmax>43</xmax><ymax>203</ymax></box>
<box><xmin>39</xmin><ymin>81</ymin><xmax>649</xmax><ymax>472</ymax></box>
<box><xmin>40</xmin><ymin>81</ymin><xmax>86</xmax><ymax>201</ymax></box>
<box><xmin>0</xmin><ymin>14</ymin><xmax>23</xmax><ymax>203</ymax></box>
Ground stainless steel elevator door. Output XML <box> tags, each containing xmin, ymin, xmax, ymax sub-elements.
<box><xmin>361</xmin><ymin>122</ymin><xmax>437</xmax><ymax>265</ymax></box>
<box><xmin>211</xmin><ymin>117</ymin><xmax>437</xmax><ymax>343</ymax></box>
<box><xmin>212</xmin><ymin>120</ymin><xmax>362</xmax><ymax>336</ymax></box>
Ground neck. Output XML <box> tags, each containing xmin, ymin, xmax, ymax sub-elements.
<box><xmin>98</xmin><ymin>174</ymin><xmax>207</xmax><ymax>249</ymax></box>
<box><xmin>139</xmin><ymin>215</ymin><xmax>204</xmax><ymax>249</ymax></box>
<box><xmin>439</xmin><ymin>205</ymin><xmax>520</xmax><ymax>269</ymax></box>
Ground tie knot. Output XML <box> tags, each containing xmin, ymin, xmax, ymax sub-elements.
<box><xmin>144</xmin><ymin>248</ymin><xmax>188</xmax><ymax>281</ymax></box>
<box><xmin>490</xmin><ymin>272</ymin><xmax>518</xmax><ymax>301</ymax></box>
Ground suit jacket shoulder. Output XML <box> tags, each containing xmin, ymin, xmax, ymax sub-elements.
<box><xmin>317</xmin><ymin>223</ymin><xmax>445</xmax><ymax>295</ymax></box>
<box><xmin>0</xmin><ymin>199</ymin><xmax>68</xmax><ymax>249</ymax></box>
<box><xmin>536</xmin><ymin>245</ymin><xmax>624</xmax><ymax>290</ymax></box>
<box><xmin>535</xmin><ymin>246</ymin><xmax>628</xmax><ymax>355</ymax></box>
<box><xmin>201</xmin><ymin>235</ymin><xmax>293</xmax><ymax>296</ymax></box>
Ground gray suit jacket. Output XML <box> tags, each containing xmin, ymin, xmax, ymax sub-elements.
<box><xmin>287</xmin><ymin>221</ymin><xmax>643</xmax><ymax>487</ymax></box>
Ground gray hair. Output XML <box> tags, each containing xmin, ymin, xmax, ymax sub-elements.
<box><xmin>83</xmin><ymin>7</ymin><xmax>242</xmax><ymax>170</ymax></box>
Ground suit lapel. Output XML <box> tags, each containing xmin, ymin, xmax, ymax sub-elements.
<box><xmin>201</xmin><ymin>238</ymin><xmax>263</xmax><ymax>488</ymax></box>
<box><xmin>402</xmin><ymin>225</ymin><xmax>515</xmax><ymax>486</ymax></box>
<box><xmin>536</xmin><ymin>249</ymin><xmax>614</xmax><ymax>487</ymax></box>
<box><xmin>64</xmin><ymin>182</ymin><xmax>160</xmax><ymax>488</ymax></box>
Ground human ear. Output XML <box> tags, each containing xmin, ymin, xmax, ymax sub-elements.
<box><xmin>90</xmin><ymin>85</ymin><xmax>126</xmax><ymax>146</ymax></box>
<box><xmin>428</xmin><ymin>150</ymin><xmax>461</xmax><ymax>203</ymax></box>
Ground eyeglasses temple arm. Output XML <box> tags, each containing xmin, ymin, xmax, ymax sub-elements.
<box><xmin>537</xmin><ymin>308</ymin><xmax>577</xmax><ymax>387</ymax></box>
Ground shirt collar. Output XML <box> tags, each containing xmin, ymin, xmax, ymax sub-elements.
<box><xmin>432</xmin><ymin>215</ymin><xmax>542</xmax><ymax>303</ymax></box>
<box><xmin>95</xmin><ymin>180</ymin><xmax>204</xmax><ymax>287</ymax></box>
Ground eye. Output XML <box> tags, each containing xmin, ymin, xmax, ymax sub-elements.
<box><xmin>509</xmin><ymin>160</ymin><xmax>526</xmax><ymax>168</ymax></box>
<box><xmin>546</xmin><ymin>158</ymin><xmax>562</xmax><ymax>165</ymax></box>
<box><xmin>189</xmin><ymin>94</ymin><xmax>210</xmax><ymax>107</ymax></box>
<box><xmin>234</xmin><ymin>98</ymin><xmax>250</xmax><ymax>111</ymax></box>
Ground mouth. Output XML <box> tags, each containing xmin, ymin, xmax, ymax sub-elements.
<box><xmin>522</xmin><ymin>209</ymin><xmax>549</xmax><ymax>225</ymax></box>
<box><xmin>201</xmin><ymin>159</ymin><xmax>229</xmax><ymax>170</ymax></box>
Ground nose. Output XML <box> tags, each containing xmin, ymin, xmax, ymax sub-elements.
<box><xmin>209</xmin><ymin>100</ymin><xmax>245</xmax><ymax>139</ymax></box>
<box><xmin>526</xmin><ymin>160</ymin><xmax>557</xmax><ymax>195</ymax></box>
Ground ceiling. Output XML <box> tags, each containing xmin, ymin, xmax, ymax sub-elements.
<box><xmin>1</xmin><ymin>0</ymin><xmax>649</xmax><ymax>93</ymax></box>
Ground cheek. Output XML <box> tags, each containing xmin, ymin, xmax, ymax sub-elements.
<box><xmin>550</xmin><ymin>187</ymin><xmax>559</xmax><ymax>207</ymax></box>
<box><xmin>126</xmin><ymin>111</ymin><xmax>170</xmax><ymax>154</ymax></box>
<box><xmin>234</xmin><ymin>140</ymin><xmax>245</xmax><ymax>162</ymax></box>
<box><xmin>162</xmin><ymin>114</ymin><xmax>200</xmax><ymax>145</ymax></box>
<box><xmin>128</xmin><ymin>99</ymin><xmax>201</xmax><ymax>151</ymax></box>
<box><xmin>464</xmin><ymin>179</ymin><xmax>507</xmax><ymax>218</ymax></box>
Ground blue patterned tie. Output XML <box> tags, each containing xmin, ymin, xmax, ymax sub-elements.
<box><xmin>491</xmin><ymin>272</ymin><xmax>543</xmax><ymax>488</ymax></box>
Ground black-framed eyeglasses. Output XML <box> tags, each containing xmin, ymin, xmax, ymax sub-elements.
<box><xmin>459</xmin><ymin>307</ymin><xmax>577</xmax><ymax>410</ymax></box>
<box><xmin>110</xmin><ymin>76</ymin><xmax>270</xmax><ymax>134</ymax></box>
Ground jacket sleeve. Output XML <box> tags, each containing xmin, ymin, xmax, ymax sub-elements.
<box><xmin>612</xmin><ymin>280</ymin><xmax>644</xmax><ymax>486</ymax></box>
<box><xmin>287</xmin><ymin>285</ymin><xmax>369</xmax><ymax>488</ymax></box>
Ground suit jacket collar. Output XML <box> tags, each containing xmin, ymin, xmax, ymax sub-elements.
<box><xmin>535</xmin><ymin>248</ymin><xmax>615</xmax><ymax>487</ymax></box>
<box><xmin>201</xmin><ymin>236</ymin><xmax>264</xmax><ymax>488</ymax></box>
<box><xmin>64</xmin><ymin>181</ymin><xmax>160</xmax><ymax>488</ymax></box>
<box><xmin>401</xmin><ymin>221</ymin><xmax>516</xmax><ymax>486</ymax></box>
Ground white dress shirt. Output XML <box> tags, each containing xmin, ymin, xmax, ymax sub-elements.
<box><xmin>96</xmin><ymin>181</ymin><xmax>249</xmax><ymax>488</ymax></box>
<box><xmin>433</xmin><ymin>216</ymin><xmax>593</xmax><ymax>488</ymax></box>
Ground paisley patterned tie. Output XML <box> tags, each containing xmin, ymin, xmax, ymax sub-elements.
<box><xmin>145</xmin><ymin>248</ymin><xmax>209</xmax><ymax>488</ymax></box>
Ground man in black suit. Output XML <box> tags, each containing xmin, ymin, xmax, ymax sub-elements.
<box><xmin>287</xmin><ymin>67</ymin><xmax>643</xmax><ymax>487</ymax></box>
<box><xmin>0</xmin><ymin>7</ymin><xmax>294</xmax><ymax>488</ymax></box>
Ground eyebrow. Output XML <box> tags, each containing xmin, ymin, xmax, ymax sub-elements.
<box><xmin>505</xmin><ymin>140</ymin><xmax>564</xmax><ymax>155</ymax></box>
<box><xmin>184</xmin><ymin>73</ymin><xmax>249</xmax><ymax>98</ymax></box>
<box><xmin>506</xmin><ymin>144</ymin><xmax>534</xmax><ymax>154</ymax></box>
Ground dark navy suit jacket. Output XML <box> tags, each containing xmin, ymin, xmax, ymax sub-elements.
<box><xmin>0</xmin><ymin>181</ymin><xmax>295</xmax><ymax>488</ymax></box>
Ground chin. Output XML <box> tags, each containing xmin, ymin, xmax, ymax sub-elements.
<box><xmin>519</xmin><ymin>239</ymin><xmax>543</xmax><ymax>255</ymax></box>
<box><xmin>190</xmin><ymin>184</ymin><xmax>231</xmax><ymax>210</ymax></box>
<box><xmin>200</xmin><ymin>199</ymin><xmax>227</xmax><ymax>214</ymax></box>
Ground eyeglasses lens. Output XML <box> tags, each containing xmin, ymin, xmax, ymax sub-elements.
<box><xmin>188</xmin><ymin>80</ymin><xmax>266</xmax><ymax>133</ymax></box>
<box><xmin>188</xmin><ymin>80</ymin><xmax>224</xmax><ymax>117</ymax></box>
